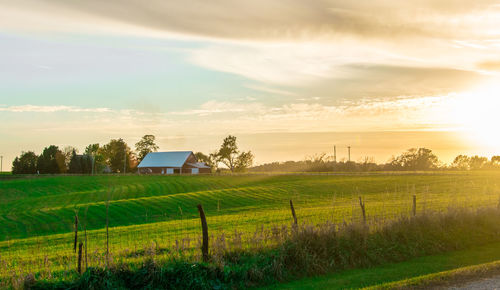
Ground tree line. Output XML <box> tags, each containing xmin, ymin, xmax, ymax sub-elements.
<box><xmin>251</xmin><ymin>148</ymin><xmax>500</xmax><ymax>172</ymax></box>
<box><xmin>11</xmin><ymin>135</ymin><xmax>254</xmax><ymax>174</ymax></box>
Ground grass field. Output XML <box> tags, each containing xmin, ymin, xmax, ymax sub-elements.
<box><xmin>0</xmin><ymin>172</ymin><xmax>499</xmax><ymax>286</ymax></box>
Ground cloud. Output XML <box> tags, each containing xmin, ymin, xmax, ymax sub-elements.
<box><xmin>0</xmin><ymin>105</ymin><xmax>111</xmax><ymax>113</ymax></box>
<box><xmin>2</xmin><ymin>0</ymin><xmax>498</xmax><ymax>92</ymax></box>
<box><xmin>477</xmin><ymin>60</ymin><xmax>500</xmax><ymax>71</ymax></box>
<box><xmin>2</xmin><ymin>0</ymin><xmax>499</xmax><ymax>41</ymax></box>
<box><xmin>164</xmin><ymin>95</ymin><xmax>460</xmax><ymax>133</ymax></box>
<box><xmin>169</xmin><ymin>100</ymin><xmax>266</xmax><ymax>116</ymax></box>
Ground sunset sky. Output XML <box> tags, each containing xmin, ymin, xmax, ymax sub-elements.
<box><xmin>1</xmin><ymin>0</ymin><xmax>500</xmax><ymax>170</ymax></box>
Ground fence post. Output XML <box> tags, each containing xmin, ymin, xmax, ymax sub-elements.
<box><xmin>106</xmin><ymin>200</ymin><xmax>110</xmax><ymax>268</ymax></box>
<box><xmin>73</xmin><ymin>213</ymin><xmax>78</xmax><ymax>253</ymax></box>
<box><xmin>412</xmin><ymin>195</ymin><xmax>417</xmax><ymax>217</ymax></box>
<box><xmin>197</xmin><ymin>204</ymin><xmax>209</xmax><ymax>262</ymax></box>
<box><xmin>289</xmin><ymin>200</ymin><xmax>298</xmax><ymax>225</ymax></box>
<box><xmin>77</xmin><ymin>242</ymin><xmax>83</xmax><ymax>274</ymax></box>
<box><xmin>84</xmin><ymin>207</ymin><xmax>88</xmax><ymax>270</ymax></box>
<box><xmin>359</xmin><ymin>196</ymin><xmax>366</xmax><ymax>224</ymax></box>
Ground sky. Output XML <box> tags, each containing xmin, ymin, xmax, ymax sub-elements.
<box><xmin>1</xmin><ymin>0</ymin><xmax>500</xmax><ymax>170</ymax></box>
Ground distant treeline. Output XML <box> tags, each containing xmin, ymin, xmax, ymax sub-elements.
<box><xmin>11</xmin><ymin>139</ymin><xmax>139</xmax><ymax>175</ymax></box>
<box><xmin>11</xmin><ymin>135</ymin><xmax>254</xmax><ymax>175</ymax></box>
<box><xmin>251</xmin><ymin>148</ymin><xmax>500</xmax><ymax>172</ymax></box>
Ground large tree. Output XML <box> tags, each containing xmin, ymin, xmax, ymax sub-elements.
<box><xmin>135</xmin><ymin>135</ymin><xmax>159</xmax><ymax>162</ymax></box>
<box><xmin>452</xmin><ymin>155</ymin><xmax>471</xmax><ymax>170</ymax></box>
<box><xmin>12</xmin><ymin>151</ymin><xmax>38</xmax><ymax>174</ymax></box>
<box><xmin>102</xmin><ymin>139</ymin><xmax>135</xmax><ymax>173</ymax></box>
<box><xmin>84</xmin><ymin>143</ymin><xmax>104</xmax><ymax>173</ymax></box>
<box><xmin>62</xmin><ymin>146</ymin><xmax>78</xmax><ymax>168</ymax></box>
<box><xmin>389</xmin><ymin>148</ymin><xmax>440</xmax><ymax>171</ymax></box>
<box><xmin>37</xmin><ymin>145</ymin><xmax>66</xmax><ymax>174</ymax></box>
<box><xmin>469</xmin><ymin>156</ymin><xmax>488</xmax><ymax>170</ymax></box>
<box><xmin>215</xmin><ymin>135</ymin><xmax>254</xmax><ymax>172</ymax></box>
<box><xmin>234</xmin><ymin>151</ymin><xmax>254</xmax><ymax>172</ymax></box>
<box><xmin>68</xmin><ymin>150</ymin><xmax>93</xmax><ymax>174</ymax></box>
<box><xmin>492</xmin><ymin>156</ymin><xmax>500</xmax><ymax>168</ymax></box>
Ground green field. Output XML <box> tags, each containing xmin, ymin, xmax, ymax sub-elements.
<box><xmin>0</xmin><ymin>172</ymin><xmax>499</xmax><ymax>285</ymax></box>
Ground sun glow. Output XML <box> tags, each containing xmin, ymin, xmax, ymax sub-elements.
<box><xmin>453</xmin><ymin>81</ymin><xmax>500</xmax><ymax>149</ymax></box>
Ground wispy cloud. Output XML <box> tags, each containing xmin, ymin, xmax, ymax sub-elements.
<box><xmin>0</xmin><ymin>105</ymin><xmax>111</xmax><ymax>113</ymax></box>
<box><xmin>169</xmin><ymin>100</ymin><xmax>265</xmax><ymax>116</ymax></box>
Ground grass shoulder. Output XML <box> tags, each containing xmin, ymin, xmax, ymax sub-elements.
<box><xmin>267</xmin><ymin>242</ymin><xmax>500</xmax><ymax>289</ymax></box>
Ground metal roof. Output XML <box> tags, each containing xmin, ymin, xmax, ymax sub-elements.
<box><xmin>137</xmin><ymin>151</ymin><xmax>194</xmax><ymax>168</ymax></box>
<box><xmin>186</xmin><ymin>162</ymin><xmax>211</xmax><ymax>169</ymax></box>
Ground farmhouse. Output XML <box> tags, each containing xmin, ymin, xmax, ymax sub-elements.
<box><xmin>137</xmin><ymin>151</ymin><xmax>211</xmax><ymax>174</ymax></box>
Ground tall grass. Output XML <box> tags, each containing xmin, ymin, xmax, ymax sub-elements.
<box><xmin>22</xmin><ymin>207</ymin><xmax>500</xmax><ymax>289</ymax></box>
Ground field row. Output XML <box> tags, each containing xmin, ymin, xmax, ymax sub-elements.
<box><xmin>1</xmin><ymin>173</ymin><xmax>498</xmax><ymax>240</ymax></box>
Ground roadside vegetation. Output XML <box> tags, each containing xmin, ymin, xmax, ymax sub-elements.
<box><xmin>270</xmin><ymin>241</ymin><xmax>500</xmax><ymax>289</ymax></box>
<box><xmin>21</xmin><ymin>207</ymin><xmax>500</xmax><ymax>289</ymax></box>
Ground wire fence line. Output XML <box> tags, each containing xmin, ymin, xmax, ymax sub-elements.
<box><xmin>0</xmin><ymin>187</ymin><xmax>499</xmax><ymax>282</ymax></box>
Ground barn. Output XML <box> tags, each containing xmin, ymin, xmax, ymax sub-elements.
<box><xmin>137</xmin><ymin>151</ymin><xmax>211</xmax><ymax>174</ymax></box>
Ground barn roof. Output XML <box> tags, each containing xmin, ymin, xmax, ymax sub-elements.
<box><xmin>137</xmin><ymin>151</ymin><xmax>194</xmax><ymax>168</ymax></box>
<box><xmin>187</xmin><ymin>162</ymin><xmax>211</xmax><ymax>169</ymax></box>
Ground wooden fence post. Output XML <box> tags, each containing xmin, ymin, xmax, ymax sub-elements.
<box><xmin>289</xmin><ymin>200</ymin><xmax>298</xmax><ymax>225</ymax></box>
<box><xmin>77</xmin><ymin>242</ymin><xmax>83</xmax><ymax>275</ymax></box>
<box><xmin>73</xmin><ymin>213</ymin><xmax>78</xmax><ymax>253</ymax></box>
<box><xmin>359</xmin><ymin>196</ymin><xmax>366</xmax><ymax>224</ymax></box>
<box><xmin>84</xmin><ymin>207</ymin><xmax>88</xmax><ymax>271</ymax></box>
<box><xmin>197</xmin><ymin>204</ymin><xmax>209</xmax><ymax>262</ymax></box>
<box><xmin>412</xmin><ymin>195</ymin><xmax>417</xmax><ymax>217</ymax></box>
<box><xmin>106</xmin><ymin>200</ymin><xmax>110</xmax><ymax>268</ymax></box>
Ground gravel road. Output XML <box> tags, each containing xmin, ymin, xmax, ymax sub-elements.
<box><xmin>449</xmin><ymin>275</ymin><xmax>500</xmax><ymax>290</ymax></box>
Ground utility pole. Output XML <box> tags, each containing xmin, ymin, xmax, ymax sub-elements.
<box><xmin>91</xmin><ymin>155</ymin><xmax>94</xmax><ymax>175</ymax></box>
<box><xmin>348</xmin><ymin>146</ymin><xmax>351</xmax><ymax>162</ymax></box>
<box><xmin>0</xmin><ymin>155</ymin><xmax>3</xmax><ymax>173</ymax></box>
<box><xmin>334</xmin><ymin>146</ymin><xmax>337</xmax><ymax>162</ymax></box>
<box><xmin>123</xmin><ymin>149</ymin><xmax>126</xmax><ymax>174</ymax></box>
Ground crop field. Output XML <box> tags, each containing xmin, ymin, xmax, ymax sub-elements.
<box><xmin>0</xmin><ymin>172</ymin><xmax>499</xmax><ymax>285</ymax></box>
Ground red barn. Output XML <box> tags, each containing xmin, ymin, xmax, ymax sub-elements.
<box><xmin>137</xmin><ymin>151</ymin><xmax>211</xmax><ymax>174</ymax></box>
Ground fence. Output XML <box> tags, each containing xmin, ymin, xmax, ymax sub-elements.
<box><xmin>0</xmin><ymin>186</ymin><xmax>499</xmax><ymax>283</ymax></box>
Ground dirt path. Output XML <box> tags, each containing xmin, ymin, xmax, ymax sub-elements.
<box><xmin>449</xmin><ymin>275</ymin><xmax>500</xmax><ymax>289</ymax></box>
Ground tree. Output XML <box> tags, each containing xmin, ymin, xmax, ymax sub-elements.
<box><xmin>491</xmin><ymin>156</ymin><xmax>500</xmax><ymax>168</ymax></box>
<box><xmin>389</xmin><ymin>148</ymin><xmax>440</xmax><ymax>170</ymax></box>
<box><xmin>234</xmin><ymin>151</ymin><xmax>254</xmax><ymax>172</ymax></box>
<box><xmin>194</xmin><ymin>152</ymin><xmax>218</xmax><ymax>172</ymax></box>
<box><xmin>84</xmin><ymin>143</ymin><xmax>103</xmax><ymax>173</ymax></box>
<box><xmin>68</xmin><ymin>150</ymin><xmax>82</xmax><ymax>173</ymax></box>
<box><xmin>62</xmin><ymin>146</ymin><xmax>78</xmax><ymax>168</ymax></box>
<box><xmin>452</xmin><ymin>155</ymin><xmax>471</xmax><ymax>170</ymax></box>
<box><xmin>102</xmin><ymin>139</ymin><xmax>135</xmax><ymax>173</ymax></box>
<box><xmin>135</xmin><ymin>135</ymin><xmax>159</xmax><ymax>162</ymax></box>
<box><xmin>37</xmin><ymin>145</ymin><xmax>65</xmax><ymax>174</ymax></box>
<box><xmin>215</xmin><ymin>135</ymin><xmax>254</xmax><ymax>172</ymax></box>
<box><xmin>469</xmin><ymin>156</ymin><xmax>488</xmax><ymax>170</ymax></box>
<box><xmin>12</xmin><ymin>151</ymin><xmax>38</xmax><ymax>174</ymax></box>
